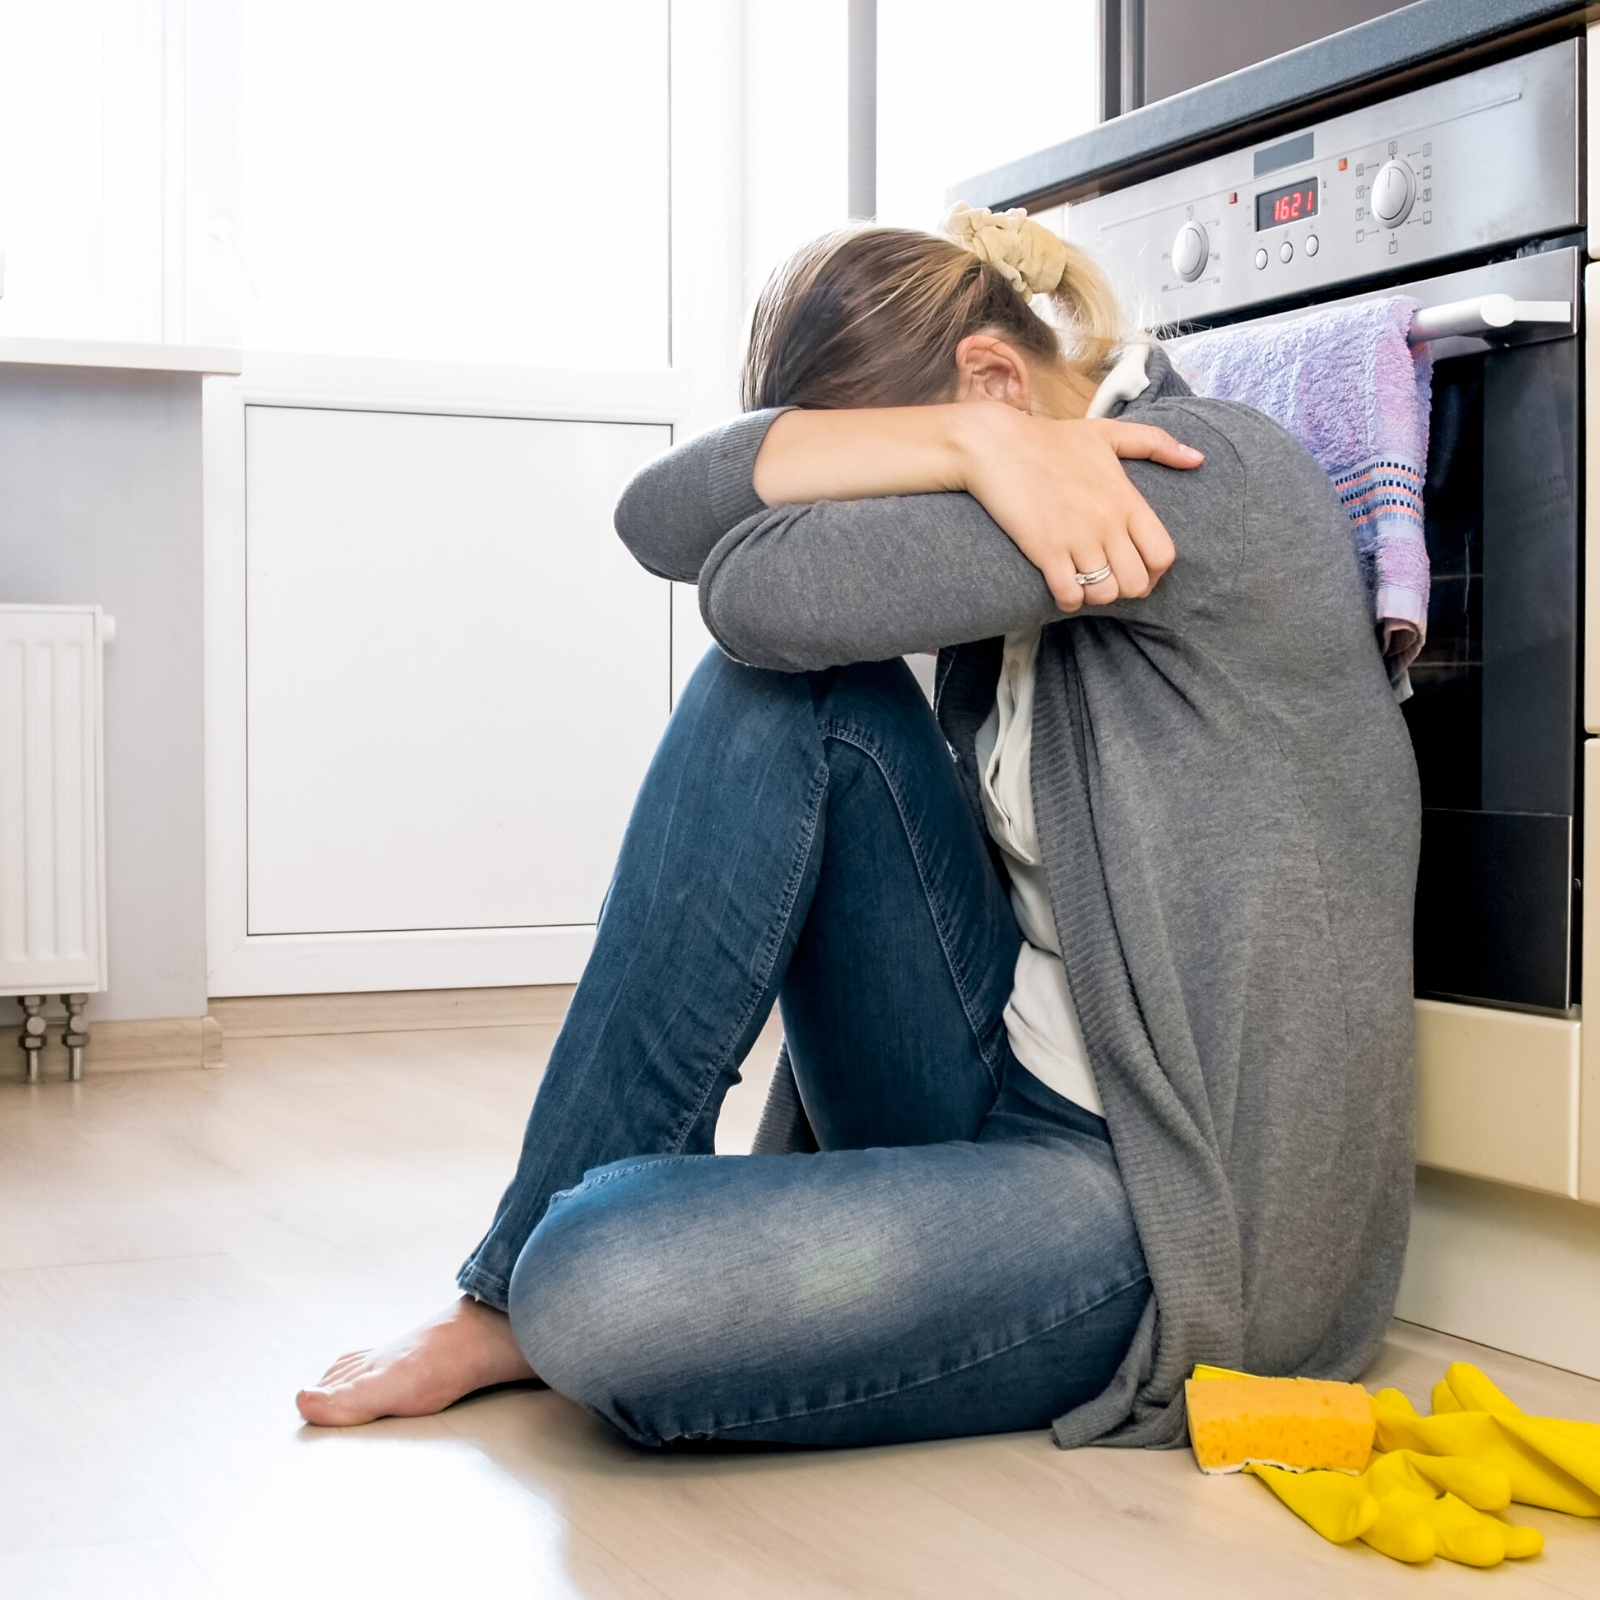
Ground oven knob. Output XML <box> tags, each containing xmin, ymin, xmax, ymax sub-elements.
<box><xmin>1371</xmin><ymin>159</ymin><xmax>1415</xmax><ymax>226</ymax></box>
<box><xmin>1171</xmin><ymin>221</ymin><xmax>1209</xmax><ymax>282</ymax></box>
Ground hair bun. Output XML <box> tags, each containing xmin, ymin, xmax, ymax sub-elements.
<box><xmin>942</xmin><ymin>203</ymin><xmax>1068</xmax><ymax>302</ymax></box>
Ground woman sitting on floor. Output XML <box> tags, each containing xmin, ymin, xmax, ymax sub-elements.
<box><xmin>297</xmin><ymin>207</ymin><xmax>1420</xmax><ymax>1451</ymax></box>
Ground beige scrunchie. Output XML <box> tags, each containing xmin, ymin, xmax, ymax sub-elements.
<box><xmin>943</xmin><ymin>202</ymin><xmax>1068</xmax><ymax>302</ymax></box>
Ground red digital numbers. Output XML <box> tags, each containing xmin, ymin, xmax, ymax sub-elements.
<box><xmin>1273</xmin><ymin>187</ymin><xmax>1317</xmax><ymax>222</ymax></box>
<box><xmin>1255</xmin><ymin>178</ymin><xmax>1319</xmax><ymax>232</ymax></box>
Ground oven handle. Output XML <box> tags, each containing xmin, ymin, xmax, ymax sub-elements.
<box><xmin>1407</xmin><ymin>294</ymin><xmax>1571</xmax><ymax>344</ymax></box>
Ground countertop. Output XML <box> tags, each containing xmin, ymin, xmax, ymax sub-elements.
<box><xmin>0</xmin><ymin>337</ymin><xmax>241</xmax><ymax>376</ymax></box>
<box><xmin>952</xmin><ymin>0</ymin><xmax>1591</xmax><ymax>209</ymax></box>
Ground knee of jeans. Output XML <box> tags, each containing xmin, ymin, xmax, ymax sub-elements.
<box><xmin>679</xmin><ymin>642</ymin><xmax>811</xmax><ymax>735</ymax></box>
<box><xmin>813</xmin><ymin>657</ymin><xmax>927</xmax><ymax>724</ymax></box>
<box><xmin>505</xmin><ymin>1164</ymin><xmax>688</xmax><ymax>1444</ymax></box>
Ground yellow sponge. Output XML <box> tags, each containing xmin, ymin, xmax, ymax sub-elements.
<box><xmin>1186</xmin><ymin>1371</ymin><xmax>1375</xmax><ymax>1475</ymax></box>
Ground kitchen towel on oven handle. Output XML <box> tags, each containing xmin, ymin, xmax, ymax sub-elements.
<box><xmin>1168</xmin><ymin>297</ymin><xmax>1432</xmax><ymax>697</ymax></box>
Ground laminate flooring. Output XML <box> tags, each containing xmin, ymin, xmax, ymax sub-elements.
<box><xmin>4</xmin><ymin>1019</ymin><xmax>1600</xmax><ymax>1598</ymax></box>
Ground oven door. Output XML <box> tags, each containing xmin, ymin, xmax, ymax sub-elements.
<box><xmin>1173</xmin><ymin>246</ymin><xmax>1583</xmax><ymax>1014</ymax></box>
<box><xmin>1412</xmin><ymin>318</ymin><xmax>1579</xmax><ymax>1012</ymax></box>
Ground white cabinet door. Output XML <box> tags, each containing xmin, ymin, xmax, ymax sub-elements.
<box><xmin>243</xmin><ymin>405</ymin><xmax>671</xmax><ymax>944</ymax></box>
<box><xmin>204</xmin><ymin>2</ymin><xmax>744</xmax><ymax>996</ymax></box>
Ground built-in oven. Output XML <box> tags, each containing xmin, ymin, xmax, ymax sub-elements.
<box><xmin>1168</xmin><ymin>247</ymin><xmax>1580</xmax><ymax>1018</ymax></box>
<box><xmin>984</xmin><ymin>35</ymin><xmax>1600</xmax><ymax>1199</ymax></box>
<box><xmin>1056</xmin><ymin>40</ymin><xmax>1585</xmax><ymax>1016</ymax></box>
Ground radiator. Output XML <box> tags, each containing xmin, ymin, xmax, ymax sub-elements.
<box><xmin>0</xmin><ymin>605</ymin><xmax>112</xmax><ymax>1079</ymax></box>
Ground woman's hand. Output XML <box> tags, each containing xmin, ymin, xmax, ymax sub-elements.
<box><xmin>752</xmin><ymin>403</ymin><xmax>1202</xmax><ymax>612</ymax></box>
<box><xmin>954</xmin><ymin>403</ymin><xmax>1197</xmax><ymax>610</ymax></box>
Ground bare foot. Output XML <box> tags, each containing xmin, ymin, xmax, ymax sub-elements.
<box><xmin>296</xmin><ymin>1296</ymin><xmax>538</xmax><ymax>1426</ymax></box>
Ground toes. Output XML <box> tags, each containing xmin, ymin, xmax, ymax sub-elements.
<box><xmin>318</xmin><ymin>1350</ymin><xmax>371</xmax><ymax>1384</ymax></box>
<box><xmin>296</xmin><ymin>1387</ymin><xmax>340</xmax><ymax>1425</ymax></box>
<box><xmin>297</xmin><ymin>1382</ymin><xmax>372</xmax><ymax>1428</ymax></box>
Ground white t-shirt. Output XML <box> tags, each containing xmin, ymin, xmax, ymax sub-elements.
<box><xmin>972</xmin><ymin>344</ymin><xmax>1153</xmax><ymax>1117</ymax></box>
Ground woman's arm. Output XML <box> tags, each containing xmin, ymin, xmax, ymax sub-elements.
<box><xmin>756</xmin><ymin>403</ymin><xmax>1201</xmax><ymax>611</ymax></box>
<box><xmin>614</xmin><ymin>404</ymin><xmax>1200</xmax><ymax>605</ymax></box>
<box><xmin>701</xmin><ymin>401</ymin><xmax>1240</xmax><ymax>673</ymax></box>
<box><xmin>699</xmin><ymin>490</ymin><xmax>1059</xmax><ymax>672</ymax></box>
<box><xmin>613</xmin><ymin>409</ymin><xmax>789</xmax><ymax>583</ymax></box>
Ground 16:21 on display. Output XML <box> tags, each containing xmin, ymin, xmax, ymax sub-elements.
<box><xmin>1255</xmin><ymin>178</ymin><xmax>1319</xmax><ymax>230</ymax></box>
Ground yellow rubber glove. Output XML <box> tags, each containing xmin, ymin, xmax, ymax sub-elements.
<box><xmin>1436</xmin><ymin>1361</ymin><xmax>1600</xmax><ymax>1469</ymax></box>
<box><xmin>1373</xmin><ymin>1365</ymin><xmax>1600</xmax><ymax>1517</ymax></box>
<box><xmin>1248</xmin><ymin>1450</ymin><xmax>1544</xmax><ymax>1566</ymax></box>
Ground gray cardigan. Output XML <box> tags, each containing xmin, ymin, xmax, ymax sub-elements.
<box><xmin>613</xmin><ymin>348</ymin><xmax>1421</xmax><ymax>1449</ymax></box>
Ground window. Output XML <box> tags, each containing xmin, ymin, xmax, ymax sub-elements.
<box><xmin>0</xmin><ymin>0</ymin><xmax>168</xmax><ymax>341</ymax></box>
<box><xmin>237</xmin><ymin>0</ymin><xmax>671</xmax><ymax>368</ymax></box>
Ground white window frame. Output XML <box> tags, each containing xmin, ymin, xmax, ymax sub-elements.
<box><xmin>201</xmin><ymin>0</ymin><xmax>744</xmax><ymax>996</ymax></box>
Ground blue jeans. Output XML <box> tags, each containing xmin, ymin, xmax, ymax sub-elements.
<box><xmin>458</xmin><ymin>648</ymin><xmax>1148</xmax><ymax>1448</ymax></box>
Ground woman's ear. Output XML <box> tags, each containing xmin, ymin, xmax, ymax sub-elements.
<box><xmin>953</xmin><ymin>333</ymin><xmax>1034</xmax><ymax>411</ymax></box>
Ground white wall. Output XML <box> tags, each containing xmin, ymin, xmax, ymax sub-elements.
<box><xmin>877</xmin><ymin>0</ymin><xmax>1099</xmax><ymax>231</ymax></box>
<box><xmin>0</xmin><ymin>369</ymin><xmax>208</xmax><ymax>1024</ymax></box>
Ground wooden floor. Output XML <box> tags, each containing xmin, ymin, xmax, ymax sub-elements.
<box><xmin>5</xmin><ymin>1022</ymin><xmax>1600</xmax><ymax>1599</ymax></box>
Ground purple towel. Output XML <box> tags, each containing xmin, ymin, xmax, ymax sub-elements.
<box><xmin>1168</xmin><ymin>297</ymin><xmax>1433</xmax><ymax>685</ymax></box>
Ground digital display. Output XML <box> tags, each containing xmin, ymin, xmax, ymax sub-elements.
<box><xmin>1255</xmin><ymin>177</ymin><xmax>1319</xmax><ymax>230</ymax></box>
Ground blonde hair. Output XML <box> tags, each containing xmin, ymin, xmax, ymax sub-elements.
<box><xmin>740</xmin><ymin>209</ymin><xmax>1123</xmax><ymax>411</ymax></box>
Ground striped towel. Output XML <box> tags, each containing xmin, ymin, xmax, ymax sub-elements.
<box><xmin>1169</xmin><ymin>297</ymin><xmax>1433</xmax><ymax>693</ymax></box>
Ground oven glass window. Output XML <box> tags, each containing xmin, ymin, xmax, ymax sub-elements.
<box><xmin>1254</xmin><ymin>178</ymin><xmax>1318</xmax><ymax>230</ymax></box>
<box><xmin>1403</xmin><ymin>336</ymin><xmax>1580</xmax><ymax>1014</ymax></box>
<box><xmin>1402</xmin><ymin>354</ymin><xmax>1482</xmax><ymax>808</ymax></box>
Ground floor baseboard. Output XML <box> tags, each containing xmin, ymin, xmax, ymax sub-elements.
<box><xmin>1395</xmin><ymin>1166</ymin><xmax>1600</xmax><ymax>1380</ymax></box>
<box><xmin>209</xmin><ymin>984</ymin><xmax>576</xmax><ymax>1039</ymax></box>
<box><xmin>1</xmin><ymin>985</ymin><xmax>577</xmax><ymax>1080</ymax></box>
<box><xmin>4</xmin><ymin>1012</ymin><xmax>223</xmax><ymax>1078</ymax></box>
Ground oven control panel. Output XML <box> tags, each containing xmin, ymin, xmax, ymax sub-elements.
<box><xmin>1061</xmin><ymin>40</ymin><xmax>1580</xmax><ymax>325</ymax></box>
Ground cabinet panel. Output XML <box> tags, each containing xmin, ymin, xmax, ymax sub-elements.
<box><xmin>1583</xmin><ymin>738</ymin><xmax>1600</xmax><ymax>1200</ymax></box>
<box><xmin>244</xmin><ymin>406</ymin><xmax>670</xmax><ymax>936</ymax></box>
<box><xmin>1415</xmin><ymin>999</ymin><xmax>1579</xmax><ymax>1198</ymax></box>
